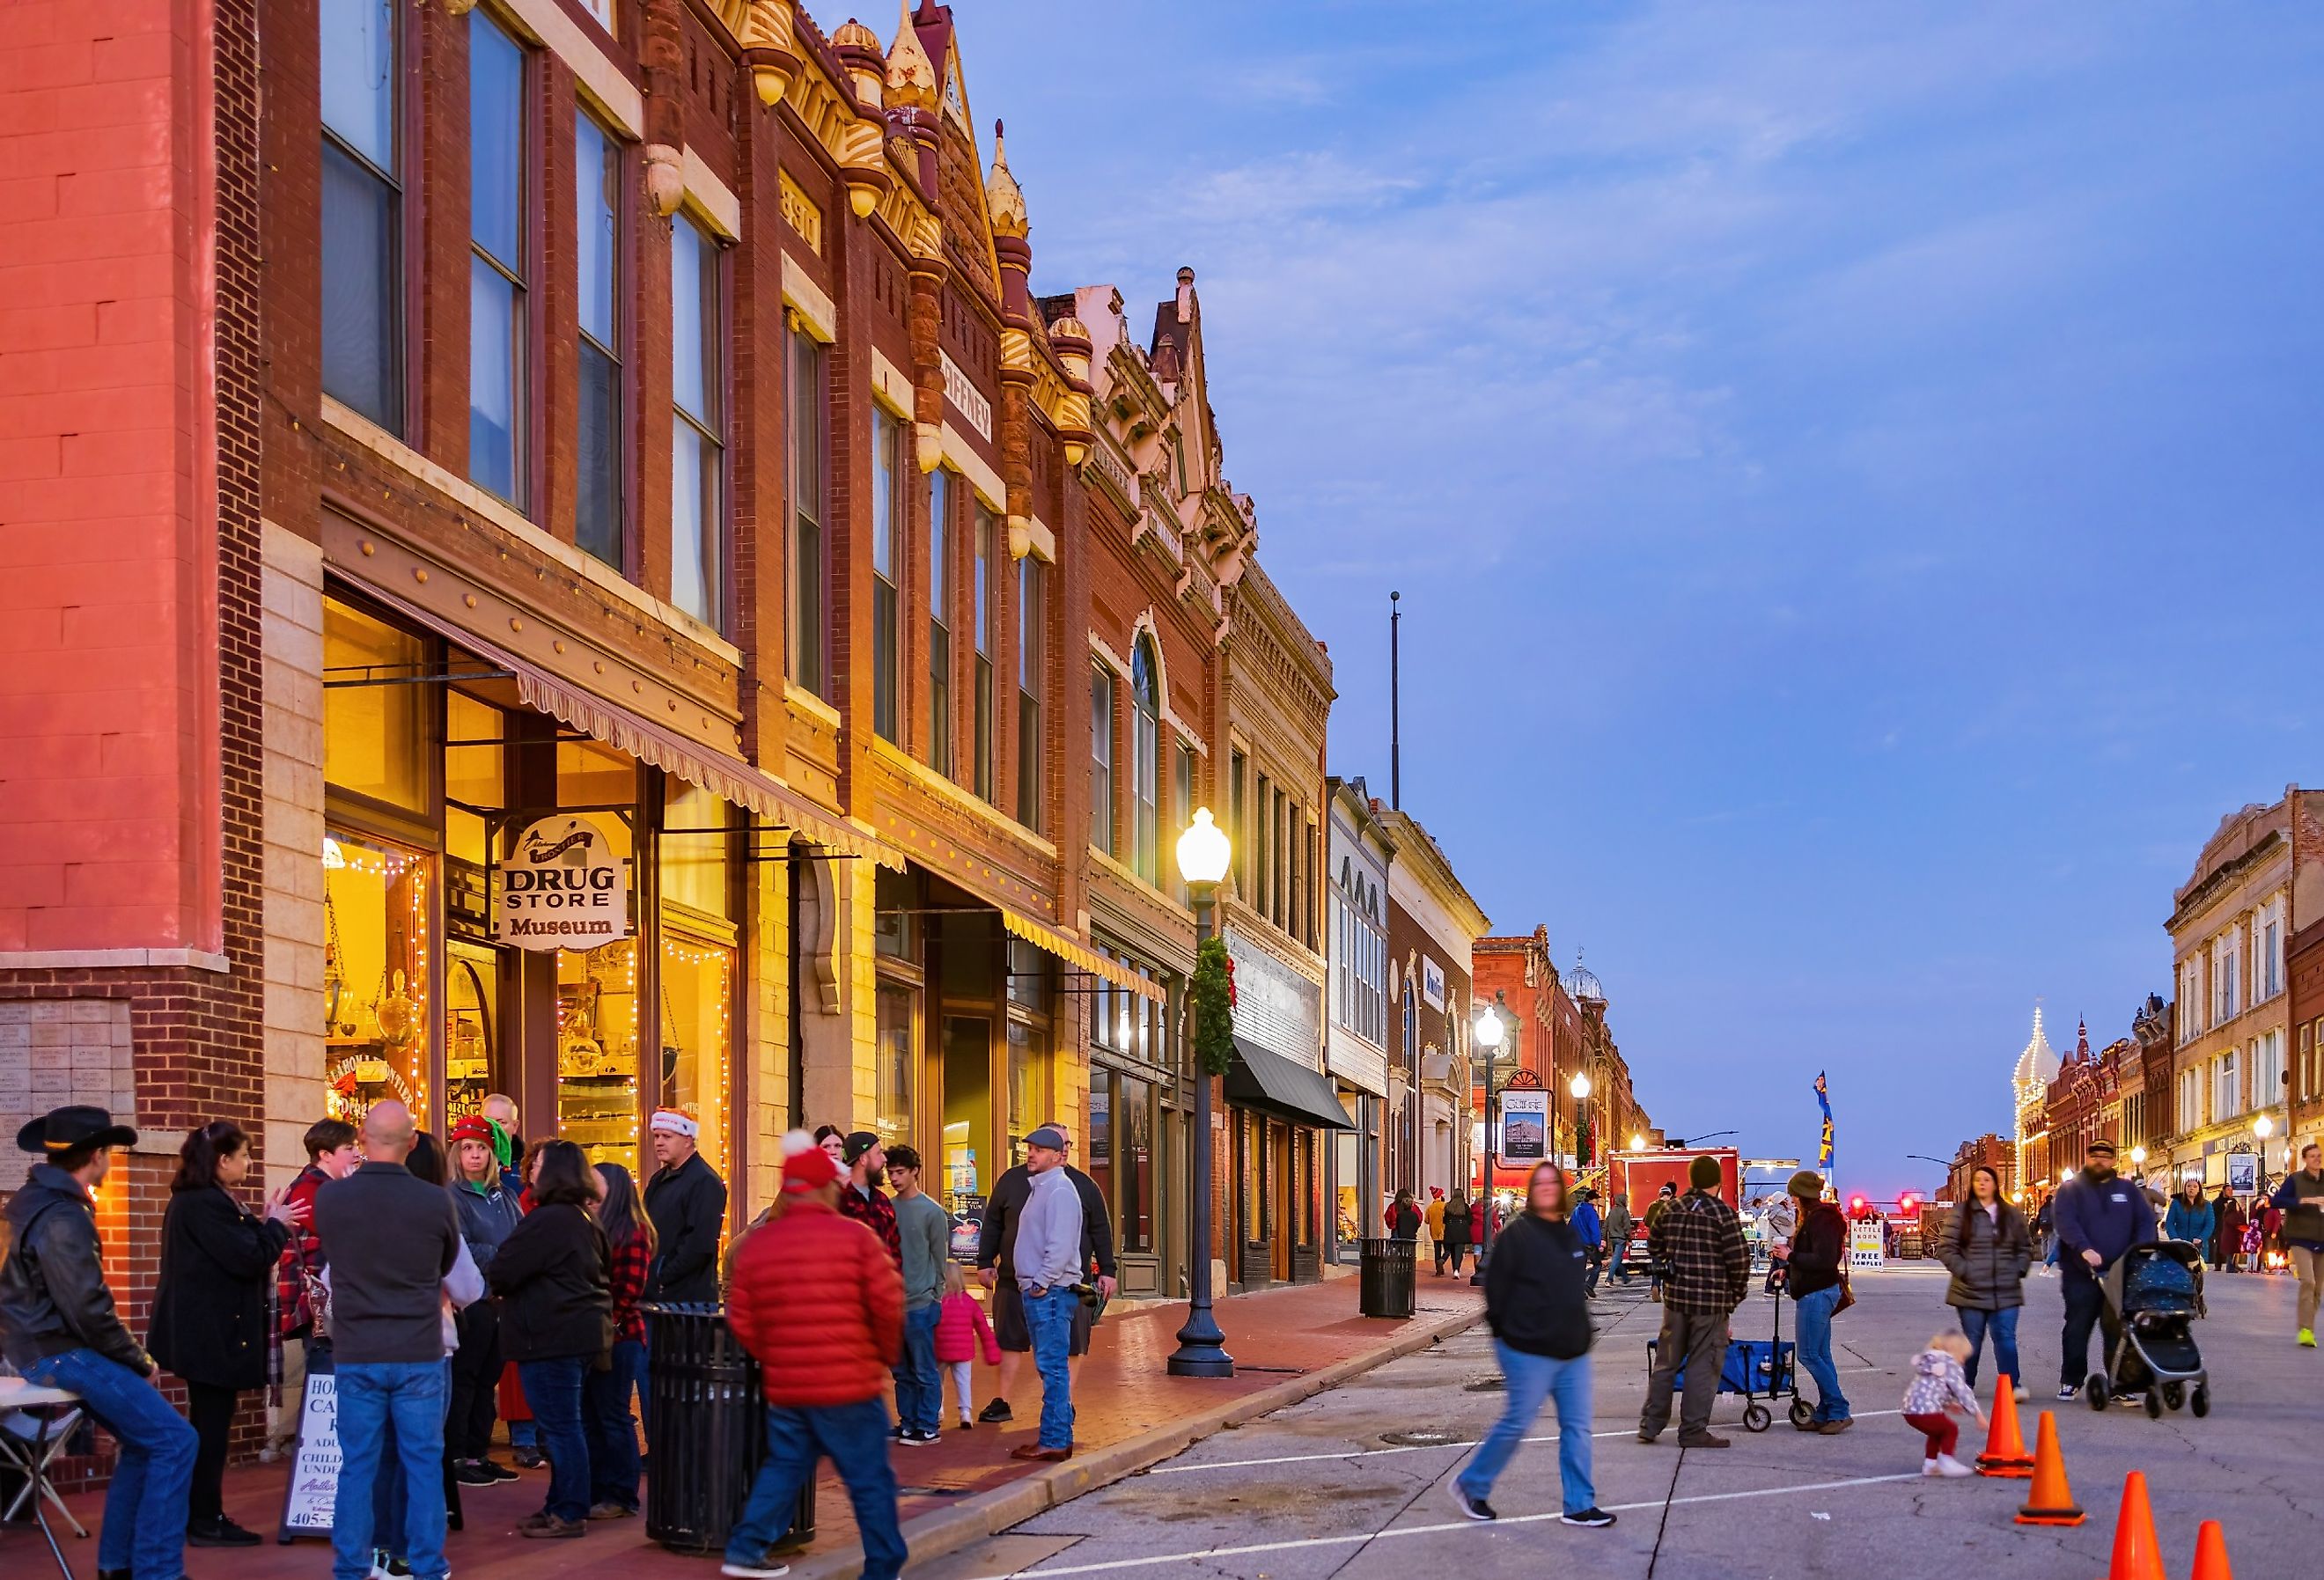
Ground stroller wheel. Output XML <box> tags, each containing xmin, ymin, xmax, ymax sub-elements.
<box><xmin>1789</xmin><ymin>1399</ymin><xmax>1816</xmax><ymax>1429</ymax></box>
<box><xmin>2162</xmin><ymin>1382</ymin><xmax>2185</xmax><ymax>1411</ymax></box>
<box><xmin>2190</xmin><ymin>1384</ymin><xmax>2210</xmax><ymax>1418</ymax></box>
<box><xmin>2143</xmin><ymin>1391</ymin><xmax>2163</xmax><ymax>1420</ymax></box>
<box><xmin>2085</xmin><ymin>1375</ymin><xmax>2109</xmax><ymax>1411</ymax></box>
<box><xmin>1743</xmin><ymin>1403</ymin><xmax>1771</xmax><ymax>1433</ymax></box>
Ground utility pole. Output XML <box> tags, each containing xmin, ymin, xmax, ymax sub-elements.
<box><xmin>1389</xmin><ymin>591</ymin><xmax>1401</xmax><ymax>810</ymax></box>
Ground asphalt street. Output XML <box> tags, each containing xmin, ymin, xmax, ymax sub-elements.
<box><xmin>915</xmin><ymin>1260</ymin><xmax>2324</xmax><ymax>1580</ymax></box>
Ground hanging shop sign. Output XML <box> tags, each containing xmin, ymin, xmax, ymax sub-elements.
<box><xmin>2225</xmin><ymin>1151</ymin><xmax>2259</xmax><ymax>1194</ymax></box>
<box><xmin>1500</xmin><ymin>1088</ymin><xmax>1549</xmax><ymax>1162</ymax></box>
<box><xmin>496</xmin><ymin>815</ymin><xmax>630</xmax><ymax>950</ymax></box>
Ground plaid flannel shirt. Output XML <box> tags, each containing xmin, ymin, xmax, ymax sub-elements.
<box><xmin>1649</xmin><ymin>1188</ymin><xmax>1750</xmax><ymax>1315</ymax></box>
<box><xmin>274</xmin><ymin>1164</ymin><xmax>330</xmax><ymax>1338</ymax></box>
<box><xmin>837</xmin><ymin>1182</ymin><xmax>901</xmax><ymax>1265</ymax></box>
<box><xmin>608</xmin><ymin>1227</ymin><xmax>651</xmax><ymax>1344</ymax></box>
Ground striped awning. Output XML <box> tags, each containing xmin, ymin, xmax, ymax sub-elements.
<box><xmin>997</xmin><ymin>906</ymin><xmax>1166</xmax><ymax>1002</ymax></box>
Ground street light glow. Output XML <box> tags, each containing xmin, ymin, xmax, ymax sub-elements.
<box><xmin>1630</xmin><ymin>1133</ymin><xmax>1645</xmax><ymax>1151</ymax></box>
<box><xmin>1570</xmin><ymin>1071</ymin><xmax>1592</xmax><ymax>1099</ymax></box>
<box><xmin>1175</xmin><ymin>807</ymin><xmax>1232</xmax><ymax>885</ymax></box>
<box><xmin>2130</xmin><ymin>1146</ymin><xmax>2146</xmax><ymax>1165</ymax></box>
<box><xmin>1473</xmin><ymin>1009</ymin><xmax>1504</xmax><ymax>1050</ymax></box>
<box><xmin>2254</xmin><ymin>1113</ymin><xmax>2275</xmax><ymax>1139</ymax></box>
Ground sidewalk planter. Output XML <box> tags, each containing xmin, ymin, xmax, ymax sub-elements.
<box><xmin>1357</xmin><ymin>1238</ymin><xmax>1416</xmax><ymax>1319</ymax></box>
<box><xmin>642</xmin><ymin>1304</ymin><xmax>816</xmax><ymax>1555</ymax></box>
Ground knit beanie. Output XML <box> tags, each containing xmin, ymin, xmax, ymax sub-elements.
<box><xmin>1788</xmin><ymin>1169</ymin><xmax>1825</xmax><ymax>1202</ymax></box>
<box><xmin>780</xmin><ymin>1129</ymin><xmax>840</xmax><ymax>1194</ymax></box>
<box><xmin>1688</xmin><ymin>1154</ymin><xmax>1722</xmax><ymax>1192</ymax></box>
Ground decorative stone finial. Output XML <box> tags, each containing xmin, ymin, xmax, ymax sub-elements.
<box><xmin>987</xmin><ymin>118</ymin><xmax>1028</xmax><ymax>239</ymax></box>
<box><xmin>885</xmin><ymin>0</ymin><xmax>939</xmax><ymax>110</ymax></box>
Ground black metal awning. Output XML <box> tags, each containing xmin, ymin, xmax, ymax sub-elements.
<box><xmin>1226</xmin><ymin>1038</ymin><xmax>1356</xmax><ymax>1132</ymax></box>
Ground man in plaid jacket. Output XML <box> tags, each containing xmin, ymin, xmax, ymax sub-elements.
<box><xmin>1638</xmin><ymin>1156</ymin><xmax>1750</xmax><ymax>1448</ymax></box>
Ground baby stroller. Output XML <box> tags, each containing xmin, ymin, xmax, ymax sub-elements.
<box><xmin>2085</xmin><ymin>1241</ymin><xmax>2210</xmax><ymax>1419</ymax></box>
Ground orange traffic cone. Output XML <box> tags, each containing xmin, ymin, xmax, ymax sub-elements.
<box><xmin>2100</xmin><ymin>1472</ymin><xmax>2169</xmax><ymax>1580</ymax></box>
<box><xmin>1975</xmin><ymin>1372</ymin><xmax>2034</xmax><ymax>1477</ymax></box>
<box><xmin>2189</xmin><ymin>1519</ymin><xmax>2232</xmax><ymax>1580</ymax></box>
<box><xmin>2013</xmin><ymin>1411</ymin><xmax>2084</xmax><ymax>1525</ymax></box>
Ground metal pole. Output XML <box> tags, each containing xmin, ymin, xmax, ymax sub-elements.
<box><xmin>1389</xmin><ymin>591</ymin><xmax>1401</xmax><ymax>811</ymax></box>
<box><xmin>1168</xmin><ymin>882</ymin><xmax>1233</xmax><ymax>1377</ymax></box>
<box><xmin>1472</xmin><ymin>1003</ymin><xmax>1500</xmax><ymax>1287</ymax></box>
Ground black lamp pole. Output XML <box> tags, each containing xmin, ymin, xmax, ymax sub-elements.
<box><xmin>1167</xmin><ymin>880</ymin><xmax>1233</xmax><ymax>1378</ymax></box>
<box><xmin>1472</xmin><ymin>994</ymin><xmax>1508</xmax><ymax>1287</ymax></box>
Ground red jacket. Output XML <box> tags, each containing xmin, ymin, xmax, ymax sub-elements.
<box><xmin>727</xmin><ymin>1197</ymin><xmax>902</xmax><ymax>1408</ymax></box>
<box><xmin>933</xmin><ymin>1290</ymin><xmax>998</xmax><ymax>1365</ymax></box>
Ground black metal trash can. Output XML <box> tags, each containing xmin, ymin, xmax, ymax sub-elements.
<box><xmin>643</xmin><ymin>1303</ymin><xmax>816</xmax><ymax>1555</ymax></box>
<box><xmin>1357</xmin><ymin>1238</ymin><xmax>1417</xmax><ymax>1319</ymax></box>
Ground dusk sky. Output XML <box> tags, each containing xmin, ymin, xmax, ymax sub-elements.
<box><xmin>934</xmin><ymin>1</ymin><xmax>2324</xmax><ymax>1197</ymax></box>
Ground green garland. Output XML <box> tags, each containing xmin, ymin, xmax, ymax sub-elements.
<box><xmin>1191</xmin><ymin>934</ymin><xmax>1237</xmax><ymax>1077</ymax></box>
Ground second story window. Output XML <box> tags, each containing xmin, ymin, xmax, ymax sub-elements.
<box><xmin>1173</xmin><ymin>742</ymin><xmax>1195</xmax><ymax>904</ymax></box>
<box><xmin>2214</xmin><ymin>929</ymin><xmax>2240</xmax><ymax>1025</ymax></box>
<box><xmin>928</xmin><ymin>470</ymin><xmax>952</xmax><ymax>775</ymax></box>
<box><xmin>1015</xmin><ymin>556</ymin><xmax>1044</xmax><ymax>832</ymax></box>
<box><xmin>787</xmin><ymin>326</ymin><xmax>827</xmax><ymax>695</ymax></box>
<box><xmin>1129</xmin><ymin>638</ymin><xmax>1159</xmax><ymax>882</ymax></box>
<box><xmin>870</xmin><ymin>407</ymin><xmax>902</xmax><ymax>742</ymax></box>
<box><xmin>320</xmin><ymin>0</ymin><xmax>401</xmax><ymax>430</ymax></box>
<box><xmin>1091</xmin><ymin>666</ymin><xmax>1114</xmax><ymax>855</ymax></box>
<box><xmin>574</xmin><ymin>114</ymin><xmax>624</xmax><ymax>570</ymax></box>
<box><xmin>669</xmin><ymin>215</ymin><xmax>724</xmax><ymax>628</ymax></box>
<box><xmin>974</xmin><ymin>505</ymin><xmax>996</xmax><ymax>801</ymax></box>
<box><xmin>467</xmin><ymin>12</ymin><xmax>526</xmax><ymax>505</ymax></box>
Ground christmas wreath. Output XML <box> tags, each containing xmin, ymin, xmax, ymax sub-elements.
<box><xmin>1191</xmin><ymin>934</ymin><xmax>1237</xmax><ymax>1077</ymax></box>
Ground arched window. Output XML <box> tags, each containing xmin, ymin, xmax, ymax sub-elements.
<box><xmin>1130</xmin><ymin>637</ymin><xmax>1160</xmax><ymax>881</ymax></box>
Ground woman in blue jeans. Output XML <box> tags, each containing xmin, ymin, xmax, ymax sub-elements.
<box><xmin>1783</xmin><ymin>1171</ymin><xmax>1853</xmax><ymax>1430</ymax></box>
<box><xmin>1447</xmin><ymin>1162</ymin><xmax>1614</xmax><ymax>1528</ymax></box>
<box><xmin>484</xmin><ymin>1141</ymin><xmax>613</xmax><ymax>1539</ymax></box>
<box><xmin>1934</xmin><ymin>1165</ymin><xmax>2033</xmax><ymax>1394</ymax></box>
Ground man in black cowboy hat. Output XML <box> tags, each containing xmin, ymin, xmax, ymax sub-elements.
<box><xmin>4</xmin><ymin>1106</ymin><xmax>197</xmax><ymax>1580</ymax></box>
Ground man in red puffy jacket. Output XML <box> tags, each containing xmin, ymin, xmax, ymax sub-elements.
<box><xmin>723</xmin><ymin>1132</ymin><xmax>906</xmax><ymax>1580</ymax></box>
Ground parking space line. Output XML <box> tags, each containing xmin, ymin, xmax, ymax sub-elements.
<box><xmin>1143</xmin><ymin>1409</ymin><xmax>1907</xmax><ymax>1474</ymax></box>
<box><xmin>1009</xmin><ymin>1470</ymin><xmax>1926</xmax><ymax>1576</ymax></box>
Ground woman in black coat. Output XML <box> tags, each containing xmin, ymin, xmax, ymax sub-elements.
<box><xmin>1440</xmin><ymin>1192</ymin><xmax>1476</xmax><ymax>1275</ymax></box>
<box><xmin>484</xmin><ymin>1140</ymin><xmax>612</xmax><ymax>1538</ymax></box>
<box><xmin>1932</xmin><ymin>1164</ymin><xmax>2033</xmax><ymax>1394</ymax></box>
<box><xmin>146</xmin><ymin>1121</ymin><xmax>305</xmax><ymax>1547</ymax></box>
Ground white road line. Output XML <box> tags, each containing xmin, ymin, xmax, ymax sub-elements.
<box><xmin>1006</xmin><ymin>1471</ymin><xmax>1927</xmax><ymax>1577</ymax></box>
<box><xmin>1144</xmin><ymin>1409</ymin><xmax>1907</xmax><ymax>1473</ymax></box>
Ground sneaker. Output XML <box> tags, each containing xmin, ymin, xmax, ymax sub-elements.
<box><xmin>959</xmin><ymin>1415</ymin><xmax>975</xmax><ymax>1429</ymax></box>
<box><xmin>452</xmin><ymin>1460</ymin><xmax>500</xmax><ymax>1487</ymax></box>
<box><xmin>1447</xmin><ymin>1484</ymin><xmax>1496</xmax><ymax>1522</ymax></box>
<box><xmin>370</xmin><ymin>1554</ymin><xmax>412</xmax><ymax>1580</ymax></box>
<box><xmin>585</xmin><ymin>1502</ymin><xmax>636</xmax><ymax>1521</ymax></box>
<box><xmin>484</xmin><ymin>1460</ymin><xmax>521</xmax><ymax>1482</ymax></box>
<box><xmin>1921</xmin><ymin>1459</ymin><xmax>1942</xmax><ymax>1478</ymax></box>
<box><xmin>978</xmin><ymin>1398</ymin><xmax>1014</xmax><ymax>1423</ymax></box>
<box><xmin>2056</xmin><ymin>1385</ymin><xmax>2078</xmax><ymax>1402</ymax></box>
<box><xmin>1935</xmin><ymin>1455</ymin><xmax>1975</xmax><ymax>1479</ymax></box>
<box><xmin>2300</xmin><ymin>1327</ymin><xmax>2316</xmax><ymax>1348</ymax></box>
<box><xmin>188</xmin><ymin>1517</ymin><xmax>263</xmax><ymax>1547</ymax></box>
<box><xmin>900</xmin><ymin>1428</ymin><xmax>937</xmax><ymax>1446</ymax></box>
<box><xmin>1677</xmin><ymin>1434</ymin><xmax>1732</xmax><ymax>1449</ymax></box>
<box><xmin>720</xmin><ymin>1563</ymin><xmax>791</xmax><ymax>1580</ymax></box>
<box><xmin>1561</xmin><ymin>1508</ymin><xmax>1617</xmax><ymax>1528</ymax></box>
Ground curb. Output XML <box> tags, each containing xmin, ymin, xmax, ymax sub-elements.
<box><xmin>781</xmin><ymin>1304</ymin><xmax>1482</xmax><ymax>1580</ymax></box>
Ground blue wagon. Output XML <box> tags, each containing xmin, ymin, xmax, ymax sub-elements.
<box><xmin>1644</xmin><ymin>1288</ymin><xmax>1811</xmax><ymax>1432</ymax></box>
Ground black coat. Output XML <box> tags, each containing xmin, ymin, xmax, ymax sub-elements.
<box><xmin>1482</xmin><ymin>1214</ymin><xmax>1594</xmax><ymax>1359</ymax></box>
<box><xmin>1440</xmin><ymin>1204</ymin><xmax>1475</xmax><ymax>1246</ymax></box>
<box><xmin>1786</xmin><ymin>1202</ymin><xmax>1849</xmax><ymax>1299</ymax></box>
<box><xmin>642</xmin><ymin>1151</ymin><xmax>728</xmax><ymax>1304</ymax></box>
<box><xmin>485</xmin><ymin>1200</ymin><xmax>612</xmax><ymax>1363</ymax></box>
<box><xmin>1936</xmin><ymin>1200</ymin><xmax>2033</xmax><ymax>1312</ymax></box>
<box><xmin>146</xmin><ymin>1186</ymin><xmax>290</xmax><ymax>1389</ymax></box>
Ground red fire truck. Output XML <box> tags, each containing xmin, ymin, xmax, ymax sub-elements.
<box><xmin>1607</xmin><ymin>1147</ymin><xmax>1741</xmax><ymax>1275</ymax></box>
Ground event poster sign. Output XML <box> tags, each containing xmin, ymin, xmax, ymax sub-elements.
<box><xmin>1500</xmin><ymin>1089</ymin><xmax>1548</xmax><ymax>1162</ymax></box>
<box><xmin>2226</xmin><ymin>1151</ymin><xmax>2260</xmax><ymax>1194</ymax></box>
<box><xmin>277</xmin><ymin>1371</ymin><xmax>339</xmax><ymax>1538</ymax></box>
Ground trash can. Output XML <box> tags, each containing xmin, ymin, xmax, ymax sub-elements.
<box><xmin>1358</xmin><ymin>1238</ymin><xmax>1416</xmax><ymax>1319</ymax></box>
<box><xmin>643</xmin><ymin>1303</ymin><xmax>816</xmax><ymax>1555</ymax></box>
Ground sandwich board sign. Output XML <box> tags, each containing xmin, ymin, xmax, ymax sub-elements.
<box><xmin>1848</xmin><ymin>1218</ymin><xmax>1886</xmax><ymax>1271</ymax></box>
<box><xmin>276</xmin><ymin>1364</ymin><xmax>339</xmax><ymax>1539</ymax></box>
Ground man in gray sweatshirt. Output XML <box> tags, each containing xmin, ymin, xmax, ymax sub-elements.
<box><xmin>1010</xmin><ymin>1126</ymin><xmax>1085</xmax><ymax>1459</ymax></box>
<box><xmin>886</xmin><ymin>1144</ymin><xmax>952</xmax><ymax>1443</ymax></box>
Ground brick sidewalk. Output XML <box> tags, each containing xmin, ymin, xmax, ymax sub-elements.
<box><xmin>37</xmin><ymin>1273</ymin><xmax>1482</xmax><ymax>1579</ymax></box>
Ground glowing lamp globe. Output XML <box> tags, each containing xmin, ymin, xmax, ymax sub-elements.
<box><xmin>1175</xmin><ymin>807</ymin><xmax>1231</xmax><ymax>886</ymax></box>
<box><xmin>1629</xmin><ymin>1133</ymin><xmax>1644</xmax><ymax>1152</ymax></box>
<box><xmin>1569</xmin><ymin>1071</ymin><xmax>1592</xmax><ymax>1100</ymax></box>
<box><xmin>2129</xmin><ymin>1146</ymin><xmax>2147</xmax><ymax>1166</ymax></box>
<box><xmin>1473</xmin><ymin>1010</ymin><xmax>1504</xmax><ymax>1051</ymax></box>
<box><xmin>2254</xmin><ymin>1113</ymin><xmax>2275</xmax><ymax>1139</ymax></box>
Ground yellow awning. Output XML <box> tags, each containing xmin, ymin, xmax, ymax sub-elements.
<box><xmin>997</xmin><ymin>907</ymin><xmax>1166</xmax><ymax>1002</ymax></box>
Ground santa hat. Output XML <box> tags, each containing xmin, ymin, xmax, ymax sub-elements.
<box><xmin>780</xmin><ymin>1129</ymin><xmax>839</xmax><ymax>1194</ymax></box>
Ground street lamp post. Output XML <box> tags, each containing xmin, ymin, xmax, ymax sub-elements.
<box><xmin>1168</xmin><ymin>810</ymin><xmax>1234</xmax><ymax>1378</ymax></box>
<box><xmin>2254</xmin><ymin>1113</ymin><xmax>2276</xmax><ymax>1200</ymax></box>
<box><xmin>1469</xmin><ymin>996</ymin><xmax>1508</xmax><ymax>1287</ymax></box>
<box><xmin>1570</xmin><ymin>1070</ymin><xmax>1592</xmax><ymax>1172</ymax></box>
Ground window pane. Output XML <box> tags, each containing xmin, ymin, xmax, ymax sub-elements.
<box><xmin>658</xmin><ymin>933</ymin><xmax>732</xmax><ymax>1183</ymax></box>
<box><xmin>320</xmin><ymin>144</ymin><xmax>400</xmax><ymax>430</ymax></box>
<box><xmin>671</xmin><ymin>218</ymin><xmax>715</xmax><ymax>423</ymax></box>
<box><xmin>320</xmin><ymin>0</ymin><xmax>396</xmax><ymax>172</ymax></box>
<box><xmin>575</xmin><ymin>341</ymin><xmax>621</xmax><ymax>565</ymax></box>
<box><xmin>973</xmin><ymin>506</ymin><xmax>994</xmax><ymax>654</ymax></box>
<box><xmin>467</xmin><ymin>257</ymin><xmax>518</xmax><ymax>501</ymax></box>
<box><xmin>558</xmin><ymin>938</ymin><xmax>640</xmax><ymax>1174</ymax></box>
<box><xmin>1092</xmin><ymin>669</ymin><xmax>1113</xmax><ymax>853</ymax></box>
<box><xmin>789</xmin><ymin>331</ymin><xmax>825</xmax><ymax>694</ymax></box>
<box><xmin>876</xmin><ymin>983</ymin><xmax>916</xmax><ymax>1152</ymax></box>
<box><xmin>1017</xmin><ymin>554</ymin><xmax>1041</xmax><ymax>688</ymax></box>
<box><xmin>323</xmin><ymin>597</ymin><xmax>430</xmax><ymax>810</ymax></box>
<box><xmin>1016</xmin><ymin>556</ymin><xmax>1042</xmax><ymax>830</ymax></box>
<box><xmin>467</xmin><ymin>15</ymin><xmax>523</xmax><ymax>267</ymax></box>
<box><xmin>872</xmin><ymin>408</ymin><xmax>901</xmax><ymax>741</ymax></box>
<box><xmin>321</xmin><ymin>828</ymin><xmax>433</xmax><ymax>1132</ymax></box>
<box><xmin>576</xmin><ymin>116</ymin><xmax>618</xmax><ymax>347</ymax></box>
<box><xmin>671</xmin><ymin>423</ymin><xmax>712</xmax><ymax>621</ymax></box>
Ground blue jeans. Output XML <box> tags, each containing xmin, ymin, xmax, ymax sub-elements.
<box><xmin>25</xmin><ymin>1349</ymin><xmax>195</xmax><ymax>1580</ymax></box>
<box><xmin>1957</xmin><ymin>1305</ymin><xmax>2019</xmax><ymax>1391</ymax></box>
<box><xmin>1585</xmin><ymin>1252</ymin><xmax>1603</xmax><ymax>1297</ymax></box>
<box><xmin>1023</xmin><ymin>1287</ymin><xmax>1077</xmax><ymax>1450</ymax></box>
<box><xmin>1457</xmin><ymin>1341</ymin><xmax>1594</xmax><ymax>1514</ymax></box>
<box><xmin>584</xmin><ymin>1338</ymin><xmax>645</xmax><ymax>1511</ymax></box>
<box><xmin>1794</xmin><ymin>1284</ymin><xmax>1850</xmax><ymax>1422</ymax></box>
<box><xmin>726</xmin><ymin>1400</ymin><xmax>904</xmax><ymax>1580</ymax></box>
<box><xmin>511</xmin><ymin>1418</ymin><xmax>539</xmax><ymax>1450</ymax></box>
<box><xmin>333</xmin><ymin>1361</ymin><xmax>451</xmax><ymax>1580</ymax></box>
<box><xmin>894</xmin><ymin>1304</ymin><xmax>941</xmax><ymax>1436</ymax></box>
<box><xmin>517</xmin><ymin>1357</ymin><xmax>591</xmax><ymax>1523</ymax></box>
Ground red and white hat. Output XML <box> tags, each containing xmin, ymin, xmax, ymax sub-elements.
<box><xmin>649</xmin><ymin>1108</ymin><xmax>699</xmax><ymax>1138</ymax></box>
<box><xmin>780</xmin><ymin>1129</ymin><xmax>839</xmax><ymax>1193</ymax></box>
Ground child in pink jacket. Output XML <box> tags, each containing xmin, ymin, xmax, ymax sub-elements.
<box><xmin>933</xmin><ymin>1262</ymin><xmax>1000</xmax><ymax>1428</ymax></box>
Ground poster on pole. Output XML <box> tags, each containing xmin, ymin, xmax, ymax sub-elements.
<box><xmin>276</xmin><ymin>1367</ymin><xmax>339</xmax><ymax>1540</ymax></box>
<box><xmin>1500</xmin><ymin>1089</ymin><xmax>1548</xmax><ymax>1162</ymax></box>
<box><xmin>2225</xmin><ymin>1151</ymin><xmax>2259</xmax><ymax>1194</ymax></box>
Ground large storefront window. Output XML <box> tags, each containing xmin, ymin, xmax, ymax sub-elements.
<box><xmin>659</xmin><ymin>782</ymin><xmax>734</xmax><ymax>1181</ymax></box>
<box><xmin>1006</xmin><ymin>1020</ymin><xmax>1048</xmax><ymax>1140</ymax></box>
<box><xmin>323</xmin><ymin>828</ymin><xmax>433</xmax><ymax>1129</ymax></box>
<box><xmin>876</xmin><ymin>983</ymin><xmax>916</xmax><ymax>1154</ymax></box>
<box><xmin>558</xmin><ymin>937</ymin><xmax>638</xmax><ymax>1173</ymax></box>
<box><xmin>325</xmin><ymin>590</ymin><xmax>431</xmax><ymax>814</ymax></box>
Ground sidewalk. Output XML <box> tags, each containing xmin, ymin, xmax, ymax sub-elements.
<box><xmin>48</xmin><ymin>1275</ymin><xmax>1482</xmax><ymax>1580</ymax></box>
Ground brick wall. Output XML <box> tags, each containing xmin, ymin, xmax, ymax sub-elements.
<box><xmin>260</xmin><ymin>524</ymin><xmax>327</xmax><ymax>1187</ymax></box>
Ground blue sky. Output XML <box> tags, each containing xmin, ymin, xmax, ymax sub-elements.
<box><xmin>929</xmin><ymin>1</ymin><xmax>2324</xmax><ymax>1197</ymax></box>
